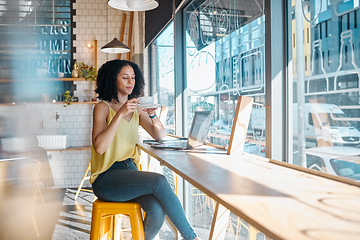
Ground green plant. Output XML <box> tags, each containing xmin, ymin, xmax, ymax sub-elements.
<box><xmin>78</xmin><ymin>62</ymin><xmax>97</xmax><ymax>81</ymax></box>
<box><xmin>63</xmin><ymin>90</ymin><xmax>72</xmax><ymax>107</ymax></box>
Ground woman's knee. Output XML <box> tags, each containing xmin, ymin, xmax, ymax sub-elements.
<box><xmin>146</xmin><ymin>200</ymin><xmax>166</xmax><ymax>221</ymax></box>
<box><xmin>136</xmin><ymin>194</ymin><xmax>166</xmax><ymax>221</ymax></box>
<box><xmin>153</xmin><ymin>174</ymin><xmax>170</xmax><ymax>188</ymax></box>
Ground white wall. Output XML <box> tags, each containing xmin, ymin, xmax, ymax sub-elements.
<box><xmin>0</xmin><ymin>0</ymin><xmax>146</xmax><ymax>188</ymax></box>
<box><xmin>73</xmin><ymin>0</ymin><xmax>145</xmax><ymax>69</ymax></box>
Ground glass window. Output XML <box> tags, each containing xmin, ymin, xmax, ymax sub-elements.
<box><xmin>150</xmin><ymin>22</ymin><xmax>175</xmax><ymax>134</ymax></box>
<box><xmin>330</xmin><ymin>158</ymin><xmax>360</xmax><ymax>181</ymax></box>
<box><xmin>306</xmin><ymin>154</ymin><xmax>326</xmax><ymax>171</ymax></box>
<box><xmin>183</xmin><ymin>0</ymin><xmax>266</xmax><ymax>157</ymax></box>
<box><xmin>0</xmin><ymin>0</ymin><xmax>72</xmax><ymax>103</ymax></box>
<box><xmin>290</xmin><ymin>0</ymin><xmax>360</xmax><ymax>182</ymax></box>
<box><xmin>183</xmin><ymin>0</ymin><xmax>266</xmax><ymax>239</ymax></box>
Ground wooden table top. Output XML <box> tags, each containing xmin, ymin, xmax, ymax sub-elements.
<box><xmin>137</xmin><ymin>137</ymin><xmax>360</xmax><ymax>240</ymax></box>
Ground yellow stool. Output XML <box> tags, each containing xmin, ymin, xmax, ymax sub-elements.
<box><xmin>90</xmin><ymin>199</ymin><xmax>145</xmax><ymax>240</ymax></box>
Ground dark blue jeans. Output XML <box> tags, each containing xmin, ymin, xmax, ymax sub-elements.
<box><xmin>92</xmin><ymin>159</ymin><xmax>197</xmax><ymax>240</ymax></box>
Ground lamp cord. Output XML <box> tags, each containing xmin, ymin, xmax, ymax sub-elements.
<box><xmin>114</xmin><ymin>9</ymin><xmax>117</xmax><ymax>37</ymax></box>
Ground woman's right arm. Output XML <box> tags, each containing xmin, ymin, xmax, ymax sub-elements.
<box><xmin>92</xmin><ymin>100</ymin><xmax>138</xmax><ymax>154</ymax></box>
<box><xmin>92</xmin><ymin>102</ymin><xmax>118</xmax><ymax>154</ymax></box>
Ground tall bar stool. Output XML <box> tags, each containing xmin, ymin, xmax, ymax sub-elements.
<box><xmin>90</xmin><ymin>199</ymin><xmax>145</xmax><ymax>240</ymax></box>
<box><xmin>74</xmin><ymin>162</ymin><xmax>92</xmax><ymax>200</ymax></box>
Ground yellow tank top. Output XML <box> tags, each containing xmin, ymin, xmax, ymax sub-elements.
<box><xmin>90</xmin><ymin>101</ymin><xmax>140</xmax><ymax>184</ymax></box>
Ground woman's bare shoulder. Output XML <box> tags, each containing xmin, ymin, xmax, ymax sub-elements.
<box><xmin>94</xmin><ymin>101</ymin><xmax>110</xmax><ymax>115</ymax></box>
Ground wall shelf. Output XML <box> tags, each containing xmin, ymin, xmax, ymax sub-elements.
<box><xmin>48</xmin><ymin>77</ymin><xmax>88</xmax><ymax>81</ymax></box>
<box><xmin>0</xmin><ymin>77</ymin><xmax>94</xmax><ymax>82</ymax></box>
<box><xmin>46</xmin><ymin>146</ymin><xmax>91</xmax><ymax>152</ymax></box>
<box><xmin>55</xmin><ymin>101</ymin><xmax>98</xmax><ymax>104</ymax></box>
<box><xmin>0</xmin><ymin>101</ymin><xmax>97</xmax><ymax>106</ymax></box>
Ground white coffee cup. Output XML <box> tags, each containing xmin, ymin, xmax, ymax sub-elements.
<box><xmin>138</xmin><ymin>96</ymin><xmax>154</xmax><ymax>105</ymax></box>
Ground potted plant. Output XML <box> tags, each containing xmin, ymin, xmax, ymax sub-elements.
<box><xmin>78</xmin><ymin>62</ymin><xmax>97</xmax><ymax>81</ymax></box>
<box><xmin>63</xmin><ymin>90</ymin><xmax>72</xmax><ymax>107</ymax></box>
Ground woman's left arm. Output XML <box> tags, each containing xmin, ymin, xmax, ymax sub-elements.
<box><xmin>139</xmin><ymin>108</ymin><xmax>165</xmax><ymax>140</ymax></box>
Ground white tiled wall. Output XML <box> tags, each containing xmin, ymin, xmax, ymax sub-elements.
<box><xmin>62</xmin><ymin>0</ymin><xmax>143</xmax><ymax>188</ymax></box>
<box><xmin>52</xmin><ymin>0</ymin><xmax>144</xmax><ymax>188</ymax></box>
<box><xmin>48</xmin><ymin>150</ymin><xmax>91</xmax><ymax>188</ymax></box>
<box><xmin>72</xmin><ymin>0</ymin><xmax>145</xmax><ymax>70</ymax></box>
<box><xmin>73</xmin><ymin>80</ymin><xmax>96</xmax><ymax>102</ymax></box>
<box><xmin>44</xmin><ymin>102</ymin><xmax>93</xmax><ymax>188</ymax></box>
<box><xmin>0</xmin><ymin>102</ymin><xmax>94</xmax><ymax>188</ymax></box>
<box><xmin>0</xmin><ymin>0</ymin><xmax>146</xmax><ymax>189</ymax></box>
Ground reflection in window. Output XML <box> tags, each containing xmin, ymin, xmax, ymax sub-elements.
<box><xmin>290</xmin><ymin>0</ymin><xmax>360</xmax><ymax>182</ymax></box>
<box><xmin>330</xmin><ymin>159</ymin><xmax>360</xmax><ymax>181</ymax></box>
<box><xmin>183</xmin><ymin>0</ymin><xmax>266</xmax><ymax>239</ymax></box>
<box><xmin>307</xmin><ymin>154</ymin><xmax>326</xmax><ymax>172</ymax></box>
<box><xmin>184</xmin><ymin>0</ymin><xmax>266</xmax><ymax>154</ymax></box>
<box><xmin>0</xmin><ymin>0</ymin><xmax>72</xmax><ymax>103</ymax></box>
<box><xmin>150</xmin><ymin>22</ymin><xmax>175</xmax><ymax>134</ymax></box>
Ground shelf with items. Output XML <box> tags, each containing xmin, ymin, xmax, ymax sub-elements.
<box><xmin>0</xmin><ymin>76</ymin><xmax>97</xmax><ymax>105</ymax></box>
<box><xmin>0</xmin><ymin>77</ymin><xmax>94</xmax><ymax>82</ymax></box>
<box><xmin>54</xmin><ymin>101</ymin><xmax>98</xmax><ymax>105</ymax></box>
<box><xmin>48</xmin><ymin>77</ymin><xmax>90</xmax><ymax>81</ymax></box>
<box><xmin>0</xmin><ymin>101</ymin><xmax>97</xmax><ymax>106</ymax></box>
<box><xmin>46</xmin><ymin>146</ymin><xmax>92</xmax><ymax>152</ymax></box>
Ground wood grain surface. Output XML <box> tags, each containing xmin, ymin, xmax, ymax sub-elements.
<box><xmin>137</xmin><ymin>136</ymin><xmax>360</xmax><ymax>240</ymax></box>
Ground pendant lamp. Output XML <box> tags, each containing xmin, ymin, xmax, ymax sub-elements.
<box><xmin>101</xmin><ymin>9</ymin><xmax>130</xmax><ymax>53</ymax></box>
<box><xmin>101</xmin><ymin>38</ymin><xmax>130</xmax><ymax>53</ymax></box>
<box><xmin>108</xmin><ymin>0</ymin><xmax>159</xmax><ymax>11</ymax></box>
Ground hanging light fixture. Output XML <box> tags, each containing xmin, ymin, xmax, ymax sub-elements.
<box><xmin>108</xmin><ymin>0</ymin><xmax>159</xmax><ymax>11</ymax></box>
<box><xmin>101</xmin><ymin>9</ymin><xmax>130</xmax><ymax>53</ymax></box>
<box><xmin>101</xmin><ymin>38</ymin><xmax>130</xmax><ymax>53</ymax></box>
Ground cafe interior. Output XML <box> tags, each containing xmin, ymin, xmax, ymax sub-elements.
<box><xmin>0</xmin><ymin>0</ymin><xmax>360</xmax><ymax>239</ymax></box>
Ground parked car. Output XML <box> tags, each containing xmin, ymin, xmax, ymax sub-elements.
<box><xmin>293</xmin><ymin>103</ymin><xmax>360</xmax><ymax>146</ymax></box>
<box><xmin>252</xmin><ymin>103</ymin><xmax>360</xmax><ymax>146</ymax></box>
<box><xmin>294</xmin><ymin>146</ymin><xmax>360</xmax><ymax>181</ymax></box>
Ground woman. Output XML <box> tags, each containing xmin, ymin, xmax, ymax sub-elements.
<box><xmin>90</xmin><ymin>59</ymin><xmax>200</xmax><ymax>240</ymax></box>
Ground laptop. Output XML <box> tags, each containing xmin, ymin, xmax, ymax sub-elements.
<box><xmin>144</xmin><ymin>111</ymin><xmax>214</xmax><ymax>150</ymax></box>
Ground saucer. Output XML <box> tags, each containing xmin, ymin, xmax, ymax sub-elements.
<box><xmin>138</xmin><ymin>103</ymin><xmax>159</xmax><ymax>109</ymax></box>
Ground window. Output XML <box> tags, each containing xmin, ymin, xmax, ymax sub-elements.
<box><xmin>183</xmin><ymin>0</ymin><xmax>266</xmax><ymax>153</ymax></box>
<box><xmin>150</xmin><ymin>22</ymin><xmax>175</xmax><ymax>134</ymax></box>
<box><xmin>290</xmin><ymin>0</ymin><xmax>360</xmax><ymax>180</ymax></box>
<box><xmin>330</xmin><ymin>158</ymin><xmax>360</xmax><ymax>181</ymax></box>
<box><xmin>0</xmin><ymin>0</ymin><xmax>72</xmax><ymax>102</ymax></box>
<box><xmin>307</xmin><ymin>154</ymin><xmax>326</xmax><ymax>172</ymax></box>
<box><xmin>182</xmin><ymin>0</ymin><xmax>266</xmax><ymax>239</ymax></box>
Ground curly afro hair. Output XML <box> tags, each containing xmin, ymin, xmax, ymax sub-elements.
<box><xmin>95</xmin><ymin>59</ymin><xmax>145</xmax><ymax>102</ymax></box>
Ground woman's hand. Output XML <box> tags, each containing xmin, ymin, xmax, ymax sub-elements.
<box><xmin>117</xmin><ymin>98</ymin><xmax>139</xmax><ymax>117</ymax></box>
<box><xmin>142</xmin><ymin>107</ymin><xmax>157</xmax><ymax>117</ymax></box>
<box><xmin>139</xmin><ymin>106</ymin><xmax>165</xmax><ymax>141</ymax></box>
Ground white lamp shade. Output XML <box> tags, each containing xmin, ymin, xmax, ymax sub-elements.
<box><xmin>108</xmin><ymin>0</ymin><xmax>158</xmax><ymax>11</ymax></box>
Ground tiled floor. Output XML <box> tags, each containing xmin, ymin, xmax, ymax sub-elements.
<box><xmin>1</xmin><ymin>187</ymin><xmax>177</xmax><ymax>240</ymax></box>
<box><xmin>1</xmin><ymin>186</ymin><xmax>244</xmax><ymax>240</ymax></box>
<box><xmin>51</xmin><ymin>188</ymin><xmax>93</xmax><ymax>240</ymax></box>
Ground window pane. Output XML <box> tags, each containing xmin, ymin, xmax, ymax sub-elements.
<box><xmin>184</xmin><ymin>0</ymin><xmax>266</xmax><ymax>157</ymax></box>
<box><xmin>150</xmin><ymin>22</ymin><xmax>175</xmax><ymax>134</ymax></box>
<box><xmin>0</xmin><ymin>0</ymin><xmax>72</xmax><ymax>103</ymax></box>
<box><xmin>183</xmin><ymin>0</ymin><xmax>266</xmax><ymax>239</ymax></box>
<box><xmin>290</xmin><ymin>0</ymin><xmax>360</xmax><ymax>182</ymax></box>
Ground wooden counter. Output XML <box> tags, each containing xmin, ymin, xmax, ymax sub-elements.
<box><xmin>137</xmin><ymin>138</ymin><xmax>360</xmax><ymax>240</ymax></box>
